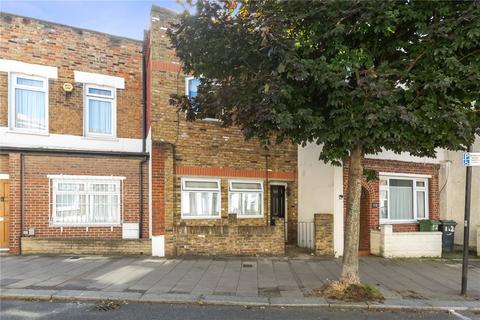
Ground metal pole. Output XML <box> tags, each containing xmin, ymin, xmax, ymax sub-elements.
<box><xmin>461</xmin><ymin>145</ymin><xmax>472</xmax><ymax>296</ymax></box>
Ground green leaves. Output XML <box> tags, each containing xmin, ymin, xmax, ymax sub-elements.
<box><xmin>168</xmin><ymin>0</ymin><xmax>480</xmax><ymax>163</ymax></box>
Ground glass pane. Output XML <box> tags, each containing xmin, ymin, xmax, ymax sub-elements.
<box><xmin>15</xmin><ymin>88</ymin><xmax>46</xmax><ymax>130</ymax></box>
<box><xmin>91</xmin><ymin>183</ymin><xmax>116</xmax><ymax>192</ymax></box>
<box><xmin>229</xmin><ymin>193</ymin><xmax>242</xmax><ymax>214</ymax></box>
<box><xmin>58</xmin><ymin>183</ymin><xmax>83</xmax><ymax>192</ymax></box>
<box><xmin>417</xmin><ymin>191</ymin><xmax>426</xmax><ymax>218</ymax></box>
<box><xmin>242</xmin><ymin>192</ymin><xmax>261</xmax><ymax>216</ymax></box>
<box><xmin>88</xmin><ymin>87</ymin><xmax>113</xmax><ymax>97</ymax></box>
<box><xmin>416</xmin><ymin>181</ymin><xmax>426</xmax><ymax>187</ymax></box>
<box><xmin>390</xmin><ymin>179</ymin><xmax>413</xmax><ymax>220</ymax></box>
<box><xmin>188</xmin><ymin>78</ymin><xmax>200</xmax><ymax>98</ymax></box>
<box><xmin>55</xmin><ymin>194</ymin><xmax>86</xmax><ymax>223</ymax></box>
<box><xmin>183</xmin><ymin>191</ymin><xmax>218</xmax><ymax>217</ymax></box>
<box><xmin>88</xmin><ymin>99</ymin><xmax>112</xmax><ymax>134</ymax></box>
<box><xmin>380</xmin><ymin>190</ymin><xmax>388</xmax><ymax>219</ymax></box>
<box><xmin>90</xmin><ymin>194</ymin><xmax>118</xmax><ymax>223</ymax></box>
<box><xmin>17</xmin><ymin>77</ymin><xmax>43</xmax><ymax>87</ymax></box>
<box><xmin>231</xmin><ymin>182</ymin><xmax>262</xmax><ymax>191</ymax></box>
<box><xmin>184</xmin><ymin>180</ymin><xmax>218</xmax><ymax>190</ymax></box>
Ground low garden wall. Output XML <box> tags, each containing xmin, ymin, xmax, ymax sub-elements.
<box><xmin>370</xmin><ymin>225</ymin><xmax>442</xmax><ymax>258</ymax></box>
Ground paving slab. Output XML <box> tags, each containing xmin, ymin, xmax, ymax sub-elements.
<box><xmin>0</xmin><ymin>288</ymin><xmax>57</xmax><ymax>300</ymax></box>
<box><xmin>53</xmin><ymin>289</ymin><xmax>142</xmax><ymax>302</ymax></box>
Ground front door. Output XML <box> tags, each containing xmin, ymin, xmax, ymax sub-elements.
<box><xmin>270</xmin><ymin>184</ymin><xmax>286</xmax><ymax>240</ymax></box>
<box><xmin>0</xmin><ymin>180</ymin><xmax>9</xmax><ymax>249</ymax></box>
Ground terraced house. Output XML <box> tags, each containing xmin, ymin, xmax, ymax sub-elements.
<box><xmin>145</xmin><ymin>6</ymin><xmax>298</xmax><ymax>256</ymax></box>
<box><xmin>0</xmin><ymin>13</ymin><xmax>150</xmax><ymax>255</ymax></box>
<box><xmin>0</xmin><ymin>8</ymin><xmax>298</xmax><ymax>257</ymax></box>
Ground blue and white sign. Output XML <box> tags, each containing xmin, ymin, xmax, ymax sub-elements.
<box><xmin>464</xmin><ymin>152</ymin><xmax>480</xmax><ymax>167</ymax></box>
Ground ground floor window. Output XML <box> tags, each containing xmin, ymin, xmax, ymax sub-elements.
<box><xmin>229</xmin><ymin>180</ymin><xmax>263</xmax><ymax>218</ymax></box>
<box><xmin>379</xmin><ymin>174</ymin><xmax>429</xmax><ymax>223</ymax></box>
<box><xmin>49</xmin><ymin>175</ymin><xmax>124</xmax><ymax>226</ymax></box>
<box><xmin>181</xmin><ymin>178</ymin><xmax>221</xmax><ymax>219</ymax></box>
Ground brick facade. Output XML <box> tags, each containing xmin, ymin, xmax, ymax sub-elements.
<box><xmin>0</xmin><ymin>13</ymin><xmax>144</xmax><ymax>138</ymax></box>
<box><xmin>147</xmin><ymin>6</ymin><xmax>298</xmax><ymax>256</ymax></box>
<box><xmin>314</xmin><ymin>213</ymin><xmax>334</xmax><ymax>256</ymax></box>
<box><xmin>0</xmin><ymin>13</ymin><xmax>147</xmax><ymax>254</ymax></box>
<box><xmin>343</xmin><ymin>158</ymin><xmax>440</xmax><ymax>254</ymax></box>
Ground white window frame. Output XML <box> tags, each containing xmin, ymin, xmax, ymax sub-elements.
<box><xmin>8</xmin><ymin>73</ymin><xmax>49</xmax><ymax>134</ymax></box>
<box><xmin>185</xmin><ymin>76</ymin><xmax>220</xmax><ymax>122</ymax></box>
<box><xmin>181</xmin><ymin>177</ymin><xmax>221</xmax><ymax>219</ymax></box>
<box><xmin>228</xmin><ymin>180</ymin><xmax>264</xmax><ymax>218</ymax></box>
<box><xmin>379</xmin><ymin>174</ymin><xmax>429</xmax><ymax>224</ymax></box>
<box><xmin>84</xmin><ymin>84</ymin><xmax>117</xmax><ymax>138</ymax></box>
<box><xmin>49</xmin><ymin>175</ymin><xmax>124</xmax><ymax>227</ymax></box>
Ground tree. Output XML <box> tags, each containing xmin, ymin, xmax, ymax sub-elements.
<box><xmin>168</xmin><ymin>0</ymin><xmax>480</xmax><ymax>285</ymax></box>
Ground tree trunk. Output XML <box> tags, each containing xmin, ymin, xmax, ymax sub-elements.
<box><xmin>340</xmin><ymin>144</ymin><xmax>364</xmax><ymax>285</ymax></box>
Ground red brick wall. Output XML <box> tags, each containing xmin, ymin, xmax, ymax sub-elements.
<box><xmin>7</xmin><ymin>153</ymin><xmax>148</xmax><ymax>254</ymax></box>
<box><xmin>0</xmin><ymin>13</ymin><xmax>143</xmax><ymax>139</ymax></box>
<box><xmin>343</xmin><ymin>158</ymin><xmax>440</xmax><ymax>253</ymax></box>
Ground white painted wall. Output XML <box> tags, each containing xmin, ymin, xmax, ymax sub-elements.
<box><xmin>371</xmin><ymin>225</ymin><xmax>442</xmax><ymax>258</ymax></box>
<box><xmin>439</xmin><ymin>136</ymin><xmax>480</xmax><ymax>249</ymax></box>
<box><xmin>298</xmin><ymin>143</ymin><xmax>443</xmax><ymax>257</ymax></box>
<box><xmin>0</xmin><ymin>127</ymin><xmax>143</xmax><ymax>153</ymax></box>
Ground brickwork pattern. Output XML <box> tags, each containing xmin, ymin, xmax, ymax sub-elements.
<box><xmin>21</xmin><ymin>237</ymin><xmax>151</xmax><ymax>255</ymax></box>
<box><xmin>7</xmin><ymin>153</ymin><xmax>148</xmax><ymax>253</ymax></box>
<box><xmin>314</xmin><ymin>213</ymin><xmax>334</xmax><ymax>256</ymax></box>
<box><xmin>0</xmin><ymin>13</ymin><xmax>143</xmax><ymax>139</ymax></box>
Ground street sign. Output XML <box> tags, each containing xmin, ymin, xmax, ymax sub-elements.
<box><xmin>463</xmin><ymin>152</ymin><xmax>480</xmax><ymax>166</ymax></box>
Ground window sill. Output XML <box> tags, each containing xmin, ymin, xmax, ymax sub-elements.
<box><xmin>7</xmin><ymin>129</ymin><xmax>50</xmax><ymax>136</ymax></box>
<box><xmin>199</xmin><ymin>118</ymin><xmax>221</xmax><ymax>123</ymax></box>
<box><xmin>380</xmin><ymin>220</ymin><xmax>421</xmax><ymax>225</ymax></box>
<box><xmin>51</xmin><ymin>224</ymin><xmax>121</xmax><ymax>227</ymax></box>
<box><xmin>236</xmin><ymin>215</ymin><xmax>264</xmax><ymax>219</ymax></box>
<box><xmin>83</xmin><ymin>135</ymin><xmax>119</xmax><ymax>142</ymax></box>
<box><xmin>181</xmin><ymin>215</ymin><xmax>221</xmax><ymax>220</ymax></box>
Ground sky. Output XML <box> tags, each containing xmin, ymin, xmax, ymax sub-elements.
<box><xmin>0</xmin><ymin>0</ymin><xmax>185</xmax><ymax>40</ymax></box>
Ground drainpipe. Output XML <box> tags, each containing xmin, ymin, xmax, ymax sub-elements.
<box><xmin>19</xmin><ymin>153</ymin><xmax>24</xmax><ymax>254</ymax></box>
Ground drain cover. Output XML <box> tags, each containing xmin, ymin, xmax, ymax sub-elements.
<box><xmin>69</xmin><ymin>256</ymin><xmax>81</xmax><ymax>260</ymax></box>
<box><xmin>242</xmin><ymin>263</ymin><xmax>253</xmax><ymax>268</ymax></box>
<box><xmin>95</xmin><ymin>301</ymin><xmax>121</xmax><ymax>312</ymax></box>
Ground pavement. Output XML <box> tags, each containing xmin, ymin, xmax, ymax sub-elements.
<box><xmin>1</xmin><ymin>255</ymin><xmax>479</xmax><ymax>312</ymax></box>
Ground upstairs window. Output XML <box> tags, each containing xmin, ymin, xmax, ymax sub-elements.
<box><xmin>229</xmin><ymin>180</ymin><xmax>263</xmax><ymax>218</ymax></box>
<box><xmin>85</xmin><ymin>85</ymin><xmax>116</xmax><ymax>137</ymax></box>
<box><xmin>181</xmin><ymin>178</ymin><xmax>221</xmax><ymax>219</ymax></box>
<box><xmin>9</xmin><ymin>73</ymin><xmax>48</xmax><ymax>132</ymax></box>
<box><xmin>185</xmin><ymin>76</ymin><xmax>219</xmax><ymax>121</ymax></box>
<box><xmin>379</xmin><ymin>175</ymin><xmax>429</xmax><ymax>223</ymax></box>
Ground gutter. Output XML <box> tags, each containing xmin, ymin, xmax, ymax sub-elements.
<box><xmin>0</xmin><ymin>147</ymin><xmax>148</xmax><ymax>158</ymax></box>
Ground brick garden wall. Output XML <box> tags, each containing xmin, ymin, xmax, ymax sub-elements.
<box><xmin>21</xmin><ymin>237</ymin><xmax>151</xmax><ymax>255</ymax></box>
<box><xmin>314</xmin><ymin>213</ymin><xmax>334</xmax><ymax>256</ymax></box>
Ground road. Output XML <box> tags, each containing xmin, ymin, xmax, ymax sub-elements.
<box><xmin>1</xmin><ymin>300</ymin><xmax>479</xmax><ymax>320</ymax></box>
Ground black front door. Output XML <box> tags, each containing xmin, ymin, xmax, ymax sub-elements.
<box><xmin>270</xmin><ymin>185</ymin><xmax>286</xmax><ymax>221</ymax></box>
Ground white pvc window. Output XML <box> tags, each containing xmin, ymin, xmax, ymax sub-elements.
<box><xmin>379</xmin><ymin>175</ymin><xmax>429</xmax><ymax>223</ymax></box>
<box><xmin>228</xmin><ymin>180</ymin><xmax>263</xmax><ymax>218</ymax></box>
<box><xmin>50</xmin><ymin>176</ymin><xmax>123</xmax><ymax>226</ymax></box>
<box><xmin>181</xmin><ymin>178</ymin><xmax>221</xmax><ymax>219</ymax></box>
<box><xmin>9</xmin><ymin>73</ymin><xmax>48</xmax><ymax>132</ymax></box>
<box><xmin>185</xmin><ymin>76</ymin><xmax>219</xmax><ymax>121</ymax></box>
<box><xmin>84</xmin><ymin>84</ymin><xmax>116</xmax><ymax>137</ymax></box>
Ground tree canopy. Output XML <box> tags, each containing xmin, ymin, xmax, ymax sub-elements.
<box><xmin>169</xmin><ymin>0</ymin><xmax>480</xmax><ymax>164</ymax></box>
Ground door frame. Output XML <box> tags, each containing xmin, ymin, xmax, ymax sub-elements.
<box><xmin>270</xmin><ymin>181</ymin><xmax>288</xmax><ymax>241</ymax></box>
<box><xmin>0</xmin><ymin>174</ymin><xmax>10</xmax><ymax>251</ymax></box>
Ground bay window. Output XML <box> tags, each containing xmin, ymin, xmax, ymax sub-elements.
<box><xmin>379</xmin><ymin>175</ymin><xmax>429</xmax><ymax>223</ymax></box>
<box><xmin>85</xmin><ymin>84</ymin><xmax>116</xmax><ymax>137</ymax></box>
<box><xmin>9</xmin><ymin>73</ymin><xmax>48</xmax><ymax>132</ymax></box>
<box><xmin>229</xmin><ymin>180</ymin><xmax>263</xmax><ymax>218</ymax></box>
<box><xmin>181</xmin><ymin>178</ymin><xmax>221</xmax><ymax>219</ymax></box>
<box><xmin>50</xmin><ymin>176</ymin><xmax>123</xmax><ymax>226</ymax></box>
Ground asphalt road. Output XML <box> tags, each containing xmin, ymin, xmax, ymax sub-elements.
<box><xmin>1</xmin><ymin>300</ymin><xmax>479</xmax><ymax>320</ymax></box>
